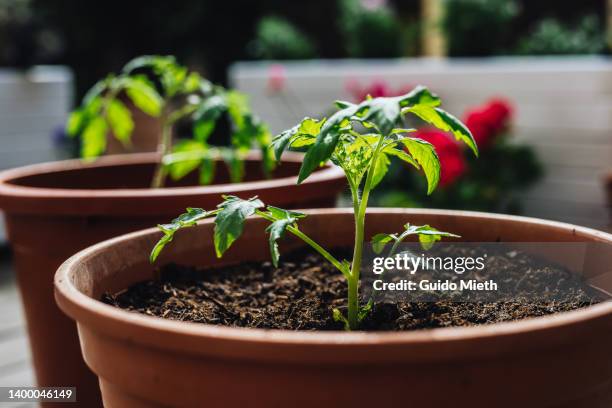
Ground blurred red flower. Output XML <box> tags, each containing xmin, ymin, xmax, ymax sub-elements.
<box><xmin>412</xmin><ymin>128</ymin><xmax>466</xmax><ymax>187</ymax></box>
<box><xmin>267</xmin><ymin>64</ymin><xmax>286</xmax><ymax>94</ymax></box>
<box><xmin>463</xmin><ymin>98</ymin><xmax>513</xmax><ymax>149</ymax></box>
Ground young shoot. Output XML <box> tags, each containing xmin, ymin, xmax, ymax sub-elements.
<box><xmin>66</xmin><ymin>55</ymin><xmax>274</xmax><ymax>188</ymax></box>
<box><xmin>151</xmin><ymin>86</ymin><xmax>479</xmax><ymax>330</ymax></box>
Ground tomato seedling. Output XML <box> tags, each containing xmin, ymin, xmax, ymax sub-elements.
<box><xmin>66</xmin><ymin>55</ymin><xmax>274</xmax><ymax>188</ymax></box>
<box><xmin>151</xmin><ymin>86</ymin><xmax>478</xmax><ymax>330</ymax></box>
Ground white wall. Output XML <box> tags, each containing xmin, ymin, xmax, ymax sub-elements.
<box><xmin>0</xmin><ymin>66</ymin><xmax>73</xmax><ymax>243</ymax></box>
<box><xmin>230</xmin><ymin>57</ymin><xmax>612</xmax><ymax>230</ymax></box>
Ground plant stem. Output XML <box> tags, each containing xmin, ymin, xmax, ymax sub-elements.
<box><xmin>347</xmin><ymin>135</ymin><xmax>386</xmax><ymax>329</ymax></box>
<box><xmin>151</xmin><ymin>118</ymin><xmax>172</xmax><ymax>188</ymax></box>
<box><xmin>255</xmin><ymin>210</ymin><xmax>347</xmax><ymax>275</ymax></box>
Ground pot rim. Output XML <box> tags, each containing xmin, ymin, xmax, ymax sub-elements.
<box><xmin>0</xmin><ymin>151</ymin><xmax>344</xmax><ymax>210</ymax></box>
<box><xmin>0</xmin><ymin>151</ymin><xmax>345</xmax><ymax>215</ymax></box>
<box><xmin>55</xmin><ymin>208</ymin><xmax>612</xmax><ymax>351</ymax></box>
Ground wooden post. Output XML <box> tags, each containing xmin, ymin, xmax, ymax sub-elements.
<box><xmin>421</xmin><ymin>0</ymin><xmax>446</xmax><ymax>57</ymax></box>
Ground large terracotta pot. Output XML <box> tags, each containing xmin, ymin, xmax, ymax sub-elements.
<box><xmin>55</xmin><ymin>209</ymin><xmax>612</xmax><ymax>408</ymax></box>
<box><xmin>0</xmin><ymin>152</ymin><xmax>345</xmax><ymax>408</ymax></box>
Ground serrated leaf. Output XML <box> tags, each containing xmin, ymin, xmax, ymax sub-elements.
<box><xmin>106</xmin><ymin>99</ymin><xmax>134</xmax><ymax>144</ymax></box>
<box><xmin>124</xmin><ymin>76</ymin><xmax>163</xmax><ymax>117</ymax></box>
<box><xmin>214</xmin><ymin>196</ymin><xmax>264</xmax><ymax>257</ymax></box>
<box><xmin>266</xmin><ymin>217</ymin><xmax>295</xmax><ymax>267</ymax></box>
<box><xmin>399</xmin><ymin>137</ymin><xmax>441</xmax><ymax>194</ymax></box>
<box><xmin>81</xmin><ymin>116</ymin><xmax>108</xmax><ymax>158</ymax></box>
<box><xmin>405</xmin><ymin>224</ymin><xmax>460</xmax><ymax>250</ymax></box>
<box><xmin>271</xmin><ymin>117</ymin><xmax>322</xmax><ymax>161</ymax></box>
<box><xmin>150</xmin><ymin>207</ymin><xmax>212</xmax><ymax>262</ymax></box>
<box><xmin>405</xmin><ymin>105</ymin><xmax>478</xmax><ymax>156</ymax></box>
<box><xmin>298</xmin><ymin>105</ymin><xmax>359</xmax><ymax>183</ymax></box>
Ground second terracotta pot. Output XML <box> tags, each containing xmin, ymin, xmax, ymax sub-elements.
<box><xmin>55</xmin><ymin>209</ymin><xmax>612</xmax><ymax>407</ymax></box>
<box><xmin>0</xmin><ymin>152</ymin><xmax>345</xmax><ymax>408</ymax></box>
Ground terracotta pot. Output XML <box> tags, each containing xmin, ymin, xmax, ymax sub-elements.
<box><xmin>0</xmin><ymin>152</ymin><xmax>344</xmax><ymax>408</ymax></box>
<box><xmin>55</xmin><ymin>209</ymin><xmax>612</xmax><ymax>408</ymax></box>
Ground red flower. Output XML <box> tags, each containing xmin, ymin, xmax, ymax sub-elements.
<box><xmin>463</xmin><ymin>98</ymin><xmax>513</xmax><ymax>149</ymax></box>
<box><xmin>412</xmin><ymin>128</ymin><xmax>466</xmax><ymax>187</ymax></box>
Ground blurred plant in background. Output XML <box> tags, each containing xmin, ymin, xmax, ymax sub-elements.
<box><xmin>444</xmin><ymin>0</ymin><xmax>519</xmax><ymax>56</ymax></box>
<box><xmin>517</xmin><ymin>15</ymin><xmax>607</xmax><ymax>55</ymax></box>
<box><xmin>248</xmin><ymin>16</ymin><xmax>317</xmax><ymax>60</ymax></box>
<box><xmin>353</xmin><ymin>81</ymin><xmax>544</xmax><ymax>213</ymax></box>
<box><xmin>338</xmin><ymin>0</ymin><xmax>403</xmax><ymax>58</ymax></box>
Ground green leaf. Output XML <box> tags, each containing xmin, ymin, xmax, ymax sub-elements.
<box><xmin>122</xmin><ymin>55</ymin><xmax>177</xmax><ymax>74</ymax></box>
<box><xmin>371</xmin><ymin>224</ymin><xmax>460</xmax><ymax>256</ymax></box>
<box><xmin>399</xmin><ymin>137</ymin><xmax>441</xmax><ymax>194</ymax></box>
<box><xmin>405</xmin><ymin>105</ymin><xmax>478</xmax><ymax>156</ymax></box>
<box><xmin>383</xmin><ymin>145</ymin><xmax>419</xmax><ymax>168</ymax></box>
<box><xmin>193</xmin><ymin>119</ymin><xmax>216</xmax><ymax>142</ymax></box>
<box><xmin>405</xmin><ymin>224</ymin><xmax>460</xmax><ymax>250</ymax></box>
<box><xmin>213</xmin><ymin>196</ymin><xmax>264</xmax><ymax>257</ymax></box>
<box><xmin>165</xmin><ymin>140</ymin><xmax>208</xmax><ymax>181</ymax></box>
<box><xmin>371</xmin><ymin>151</ymin><xmax>390</xmax><ymax>188</ymax></box>
<box><xmin>371</xmin><ymin>233</ymin><xmax>394</xmax><ymax>254</ymax></box>
<box><xmin>357</xmin><ymin>97</ymin><xmax>402</xmax><ymax>135</ymax></box>
<box><xmin>150</xmin><ymin>207</ymin><xmax>213</xmax><ymax>262</ymax></box>
<box><xmin>358</xmin><ymin>299</ymin><xmax>374</xmax><ymax>322</ymax></box>
<box><xmin>226</xmin><ymin>90</ymin><xmax>249</xmax><ymax>130</ymax></box>
<box><xmin>66</xmin><ymin>110</ymin><xmax>84</xmax><ymax>137</ymax></box>
<box><xmin>266</xmin><ymin>217</ymin><xmax>295</xmax><ymax>267</ymax></box>
<box><xmin>81</xmin><ymin>117</ymin><xmax>108</xmax><ymax>158</ymax></box>
<box><xmin>332</xmin><ymin>308</ymin><xmax>350</xmax><ymax>331</ymax></box>
<box><xmin>398</xmin><ymin>85</ymin><xmax>441</xmax><ymax>108</ymax></box>
<box><xmin>82</xmin><ymin>78</ymin><xmax>110</xmax><ymax>106</ymax></box>
<box><xmin>270</xmin><ymin>117</ymin><xmax>322</xmax><ymax>161</ymax></box>
<box><xmin>106</xmin><ymin>99</ymin><xmax>134</xmax><ymax>144</ymax></box>
<box><xmin>298</xmin><ymin>105</ymin><xmax>359</xmax><ymax>183</ymax></box>
<box><xmin>124</xmin><ymin>76</ymin><xmax>163</xmax><ymax>117</ymax></box>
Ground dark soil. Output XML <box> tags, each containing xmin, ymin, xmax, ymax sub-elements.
<box><xmin>103</xmin><ymin>247</ymin><xmax>604</xmax><ymax>331</ymax></box>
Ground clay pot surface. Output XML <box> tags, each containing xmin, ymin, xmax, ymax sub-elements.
<box><xmin>55</xmin><ymin>208</ymin><xmax>612</xmax><ymax>408</ymax></box>
<box><xmin>0</xmin><ymin>152</ymin><xmax>345</xmax><ymax>408</ymax></box>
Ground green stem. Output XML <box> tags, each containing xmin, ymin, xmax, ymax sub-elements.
<box><xmin>150</xmin><ymin>104</ymin><xmax>198</xmax><ymax>189</ymax></box>
<box><xmin>151</xmin><ymin>118</ymin><xmax>172</xmax><ymax>188</ymax></box>
<box><xmin>347</xmin><ymin>135</ymin><xmax>386</xmax><ymax>329</ymax></box>
<box><xmin>255</xmin><ymin>210</ymin><xmax>347</xmax><ymax>275</ymax></box>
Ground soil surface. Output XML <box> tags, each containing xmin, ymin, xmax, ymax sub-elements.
<box><xmin>103</xmin><ymin>247</ymin><xmax>603</xmax><ymax>331</ymax></box>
